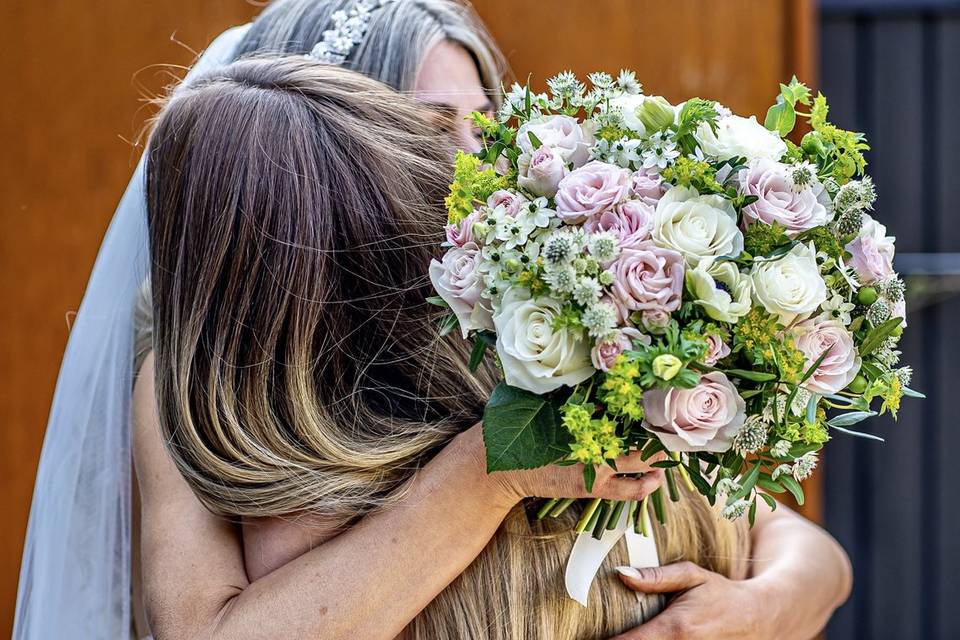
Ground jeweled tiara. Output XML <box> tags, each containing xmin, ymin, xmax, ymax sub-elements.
<box><xmin>309</xmin><ymin>0</ymin><xmax>397</xmax><ymax>65</ymax></box>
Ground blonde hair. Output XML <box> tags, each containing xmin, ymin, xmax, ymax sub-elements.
<box><xmin>146</xmin><ymin>56</ymin><xmax>747</xmax><ymax>638</ymax></box>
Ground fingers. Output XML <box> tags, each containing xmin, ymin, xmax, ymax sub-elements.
<box><xmin>611</xmin><ymin>449</ymin><xmax>664</xmax><ymax>474</ymax></box>
<box><xmin>609</xmin><ymin>614</ymin><xmax>691</xmax><ymax>640</ymax></box>
<box><xmin>597</xmin><ymin>470</ymin><xmax>664</xmax><ymax>501</ymax></box>
<box><xmin>614</xmin><ymin>561</ymin><xmax>708</xmax><ymax>594</ymax></box>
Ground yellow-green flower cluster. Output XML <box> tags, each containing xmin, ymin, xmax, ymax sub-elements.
<box><xmin>744</xmin><ymin>222</ymin><xmax>790</xmax><ymax>257</ymax></box>
<box><xmin>562</xmin><ymin>403</ymin><xmax>625</xmax><ymax>465</ymax></box>
<box><xmin>773</xmin><ymin>407</ymin><xmax>830</xmax><ymax>446</ymax></box>
<box><xmin>598</xmin><ymin>355</ymin><xmax>645</xmax><ymax>421</ymax></box>
<box><xmin>809</xmin><ymin>93</ymin><xmax>869</xmax><ymax>184</ymax></box>
<box><xmin>661</xmin><ymin>156</ymin><xmax>724</xmax><ymax>194</ymax></box>
<box><xmin>445</xmin><ymin>151</ymin><xmax>509</xmax><ymax>225</ymax></box>
<box><xmin>733</xmin><ymin>309</ymin><xmax>807</xmax><ymax>383</ymax></box>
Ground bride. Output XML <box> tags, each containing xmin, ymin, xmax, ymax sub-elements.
<box><xmin>15</xmin><ymin>1</ymin><xmax>851</xmax><ymax>638</ymax></box>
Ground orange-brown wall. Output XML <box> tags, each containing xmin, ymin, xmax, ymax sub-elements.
<box><xmin>0</xmin><ymin>1</ymin><xmax>814</xmax><ymax>634</ymax></box>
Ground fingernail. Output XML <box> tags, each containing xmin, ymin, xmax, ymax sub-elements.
<box><xmin>615</xmin><ymin>566</ymin><xmax>642</xmax><ymax>579</ymax></box>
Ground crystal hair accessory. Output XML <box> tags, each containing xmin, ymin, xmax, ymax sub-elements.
<box><xmin>309</xmin><ymin>0</ymin><xmax>397</xmax><ymax>65</ymax></box>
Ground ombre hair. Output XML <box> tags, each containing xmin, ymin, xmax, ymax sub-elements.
<box><xmin>147</xmin><ymin>56</ymin><xmax>747</xmax><ymax>639</ymax></box>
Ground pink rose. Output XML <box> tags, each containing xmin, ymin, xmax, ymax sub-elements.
<box><xmin>555</xmin><ymin>161</ymin><xmax>631</xmax><ymax>224</ymax></box>
<box><xmin>891</xmin><ymin>298</ymin><xmax>907</xmax><ymax>328</ymax></box>
<box><xmin>428</xmin><ymin>242</ymin><xmax>492</xmax><ymax>339</ymax></box>
<box><xmin>445</xmin><ymin>209</ymin><xmax>479</xmax><ymax>247</ymax></box>
<box><xmin>642</xmin><ymin>371</ymin><xmax>746</xmax><ymax>452</ymax></box>
<box><xmin>517</xmin><ymin>115</ymin><xmax>593</xmax><ymax>168</ymax></box>
<box><xmin>591</xmin><ymin>328</ymin><xmax>649</xmax><ymax>371</ymax></box>
<box><xmin>738</xmin><ymin>159</ymin><xmax>830</xmax><ymax>237</ymax></box>
<box><xmin>583</xmin><ymin>200</ymin><xmax>655</xmax><ymax>249</ymax></box>
<box><xmin>703</xmin><ymin>333</ymin><xmax>731</xmax><ymax>366</ymax></box>
<box><xmin>486</xmin><ymin>189</ymin><xmax>526</xmax><ymax>218</ymax></box>
<box><xmin>631</xmin><ymin>169</ymin><xmax>666</xmax><ymax>206</ymax></box>
<box><xmin>845</xmin><ymin>215</ymin><xmax>895</xmax><ymax>284</ymax></box>
<box><xmin>607</xmin><ymin>241</ymin><xmax>685</xmax><ymax>316</ymax></box>
<box><xmin>793</xmin><ymin>315</ymin><xmax>861</xmax><ymax>395</ymax></box>
<box><xmin>640</xmin><ymin>309</ymin><xmax>671</xmax><ymax>334</ymax></box>
<box><xmin>518</xmin><ymin>146</ymin><xmax>568</xmax><ymax>197</ymax></box>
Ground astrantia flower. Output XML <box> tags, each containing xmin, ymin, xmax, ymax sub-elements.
<box><xmin>543</xmin><ymin>263</ymin><xmax>578</xmax><ymax>294</ymax></box>
<box><xmin>572</xmin><ymin>276</ymin><xmax>603</xmax><ymax>306</ymax></box>
<box><xmin>721</xmin><ymin>499</ymin><xmax>752</xmax><ymax>521</ymax></box>
<box><xmin>896</xmin><ymin>366</ymin><xmax>913</xmax><ymax>387</ymax></box>
<box><xmin>543</xmin><ymin>230</ymin><xmax>578</xmax><ymax>265</ymax></box>
<box><xmin>793</xmin><ymin>452</ymin><xmax>819</xmax><ymax>482</ymax></box>
<box><xmin>771</xmin><ymin>464</ymin><xmax>793</xmax><ymax>481</ymax></box>
<box><xmin>732</xmin><ymin>415</ymin><xmax>768</xmax><ymax>456</ymax></box>
<box><xmin>770</xmin><ymin>439</ymin><xmax>792</xmax><ymax>458</ymax></box>
<box><xmin>616</xmin><ymin>69</ymin><xmax>642</xmax><ymax>95</ymax></box>
<box><xmin>716</xmin><ymin>478</ymin><xmax>742</xmax><ymax>499</ymax></box>
<box><xmin>581</xmin><ymin>301</ymin><xmax>619</xmax><ymax>340</ymax></box>
<box><xmin>587</xmin><ymin>231</ymin><xmax>621</xmax><ymax>264</ymax></box>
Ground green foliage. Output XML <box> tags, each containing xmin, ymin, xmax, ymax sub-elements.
<box><xmin>743</xmin><ymin>221</ymin><xmax>791</xmax><ymax>257</ymax></box>
<box><xmin>661</xmin><ymin>157</ymin><xmax>725</xmax><ymax>195</ymax></box>
<box><xmin>797</xmin><ymin>226</ymin><xmax>844</xmax><ymax>260</ymax></box>
<box><xmin>482</xmin><ymin>383</ymin><xmax>571</xmax><ymax>472</ymax></box>
<box><xmin>445</xmin><ymin>151</ymin><xmax>509</xmax><ymax>224</ymax></box>
<box><xmin>672</xmin><ymin>98</ymin><xmax>720</xmax><ymax>155</ymax></box>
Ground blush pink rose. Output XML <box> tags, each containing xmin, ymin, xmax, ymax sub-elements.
<box><xmin>591</xmin><ymin>328</ymin><xmax>649</xmax><ymax>371</ymax></box>
<box><xmin>607</xmin><ymin>241</ymin><xmax>685</xmax><ymax>316</ymax></box>
<box><xmin>737</xmin><ymin>159</ymin><xmax>830</xmax><ymax>237</ymax></box>
<box><xmin>517</xmin><ymin>115</ymin><xmax>593</xmax><ymax>168</ymax></box>
<box><xmin>486</xmin><ymin>189</ymin><xmax>527</xmax><ymax>218</ymax></box>
<box><xmin>445</xmin><ymin>209</ymin><xmax>480</xmax><ymax>247</ymax></box>
<box><xmin>428</xmin><ymin>242</ymin><xmax>492</xmax><ymax>339</ymax></box>
<box><xmin>845</xmin><ymin>215</ymin><xmax>895</xmax><ymax>284</ymax></box>
<box><xmin>640</xmin><ymin>309</ymin><xmax>671</xmax><ymax>334</ymax></box>
<box><xmin>554</xmin><ymin>161</ymin><xmax>631</xmax><ymax>224</ymax></box>
<box><xmin>703</xmin><ymin>333</ymin><xmax>731</xmax><ymax>366</ymax></box>
<box><xmin>793</xmin><ymin>315</ymin><xmax>861</xmax><ymax>395</ymax></box>
<box><xmin>631</xmin><ymin>169</ymin><xmax>666</xmax><ymax>206</ymax></box>
<box><xmin>518</xmin><ymin>147</ymin><xmax>568</xmax><ymax>197</ymax></box>
<box><xmin>582</xmin><ymin>200</ymin><xmax>655</xmax><ymax>249</ymax></box>
<box><xmin>642</xmin><ymin>371</ymin><xmax>746</xmax><ymax>452</ymax></box>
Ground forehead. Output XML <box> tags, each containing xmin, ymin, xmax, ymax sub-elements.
<box><xmin>413</xmin><ymin>40</ymin><xmax>488</xmax><ymax>107</ymax></box>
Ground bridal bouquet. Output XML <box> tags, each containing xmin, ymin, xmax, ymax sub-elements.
<box><xmin>429</xmin><ymin>71</ymin><xmax>920</xmax><ymax>536</ymax></box>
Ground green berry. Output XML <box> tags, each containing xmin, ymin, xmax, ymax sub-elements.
<box><xmin>857</xmin><ymin>286</ymin><xmax>878</xmax><ymax>306</ymax></box>
<box><xmin>847</xmin><ymin>374</ymin><xmax>868</xmax><ymax>394</ymax></box>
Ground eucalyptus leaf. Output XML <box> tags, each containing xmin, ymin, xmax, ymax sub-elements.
<box><xmin>829</xmin><ymin>424</ymin><xmax>885</xmax><ymax>442</ymax></box>
<box><xmin>438</xmin><ymin>313</ymin><xmax>459</xmax><ymax>337</ymax></box>
<box><xmin>826</xmin><ymin>411</ymin><xmax>877</xmax><ymax>428</ymax></box>
<box><xmin>723</xmin><ymin>369</ymin><xmax>778</xmax><ymax>382</ymax></box>
<box><xmin>902</xmin><ymin>386</ymin><xmax>926</xmax><ymax>399</ymax></box>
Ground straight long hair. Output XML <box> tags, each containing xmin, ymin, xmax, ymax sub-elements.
<box><xmin>147</xmin><ymin>56</ymin><xmax>747</xmax><ymax>639</ymax></box>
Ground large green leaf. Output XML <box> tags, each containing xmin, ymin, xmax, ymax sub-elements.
<box><xmin>482</xmin><ymin>383</ymin><xmax>571</xmax><ymax>472</ymax></box>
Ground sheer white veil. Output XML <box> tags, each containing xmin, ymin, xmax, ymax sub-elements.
<box><xmin>13</xmin><ymin>24</ymin><xmax>250</xmax><ymax>640</ymax></box>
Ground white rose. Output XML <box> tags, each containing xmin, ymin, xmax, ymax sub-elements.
<box><xmin>652</xmin><ymin>185</ymin><xmax>743</xmax><ymax>265</ymax></box>
<box><xmin>428</xmin><ymin>243</ymin><xmax>492</xmax><ymax>339</ymax></box>
<box><xmin>686</xmin><ymin>258</ymin><xmax>753</xmax><ymax>323</ymax></box>
<box><xmin>750</xmin><ymin>242</ymin><xmax>827</xmax><ymax>325</ymax></box>
<box><xmin>696</xmin><ymin>115</ymin><xmax>787</xmax><ymax>162</ymax></box>
<box><xmin>517</xmin><ymin>115</ymin><xmax>594</xmax><ymax>169</ymax></box>
<box><xmin>607</xmin><ymin>93</ymin><xmax>647</xmax><ymax>135</ymax></box>
<box><xmin>493</xmin><ymin>289</ymin><xmax>595</xmax><ymax>394</ymax></box>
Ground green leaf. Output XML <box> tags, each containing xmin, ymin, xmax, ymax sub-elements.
<box><xmin>827</xmin><ymin>411</ymin><xmax>877</xmax><ymax>428</ymax></box>
<box><xmin>426</xmin><ymin>296</ymin><xmax>449</xmax><ymax>308</ymax></box>
<box><xmin>758</xmin><ymin>477</ymin><xmax>787</xmax><ymax>494</ymax></box>
<box><xmin>722</xmin><ymin>369</ymin><xmax>778</xmax><ymax>382</ymax></box>
<box><xmin>805</xmin><ymin>393</ymin><xmax>819</xmax><ymax>426</ymax></box>
<box><xmin>481</xmin><ymin>383</ymin><xmax>570</xmax><ymax>472</ymax></box>
<box><xmin>748</xmin><ymin>497</ymin><xmax>758</xmax><ymax>526</ymax></box>
<box><xmin>859</xmin><ymin>316</ymin><xmax>904</xmax><ymax>356</ymax></box>
<box><xmin>759</xmin><ymin>492</ymin><xmax>778</xmax><ymax>511</ymax></box>
<box><xmin>729</xmin><ymin>462</ymin><xmax>762</xmax><ymax>503</ymax></box>
<box><xmin>902</xmin><ymin>386</ymin><xmax>926</xmax><ymax>399</ymax></box>
<box><xmin>780</xmin><ymin>475</ymin><xmax>805</xmax><ymax>506</ymax></box>
<box><xmin>438</xmin><ymin>313</ymin><xmax>459</xmax><ymax>337</ymax></box>
<box><xmin>829</xmin><ymin>424</ymin><xmax>885</xmax><ymax>442</ymax></box>
<box><xmin>527</xmin><ymin>130</ymin><xmax>543</xmax><ymax>150</ymax></box>
<box><xmin>583</xmin><ymin>464</ymin><xmax>597</xmax><ymax>493</ymax></box>
<box><xmin>651</xmin><ymin>460</ymin><xmax>682</xmax><ymax>468</ymax></box>
<box><xmin>468</xmin><ymin>338</ymin><xmax>488</xmax><ymax>372</ymax></box>
<box><xmin>764</xmin><ymin>100</ymin><xmax>796</xmax><ymax>137</ymax></box>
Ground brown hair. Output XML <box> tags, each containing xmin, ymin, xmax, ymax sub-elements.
<box><xmin>147</xmin><ymin>56</ymin><xmax>746</xmax><ymax>638</ymax></box>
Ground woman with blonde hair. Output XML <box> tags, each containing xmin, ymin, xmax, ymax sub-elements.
<box><xmin>16</xmin><ymin>1</ymin><xmax>851</xmax><ymax>638</ymax></box>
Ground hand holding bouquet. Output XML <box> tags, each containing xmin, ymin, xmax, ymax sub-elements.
<box><xmin>429</xmin><ymin>71</ymin><xmax>920</xmax><ymax>539</ymax></box>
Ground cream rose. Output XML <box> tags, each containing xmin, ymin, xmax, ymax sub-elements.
<box><xmin>517</xmin><ymin>115</ymin><xmax>593</xmax><ymax>169</ymax></box>
<box><xmin>652</xmin><ymin>186</ymin><xmax>744</xmax><ymax>265</ymax></box>
<box><xmin>429</xmin><ymin>243</ymin><xmax>493</xmax><ymax>338</ymax></box>
<box><xmin>696</xmin><ymin>115</ymin><xmax>787</xmax><ymax>162</ymax></box>
<box><xmin>642</xmin><ymin>371</ymin><xmax>746</xmax><ymax>452</ymax></box>
<box><xmin>493</xmin><ymin>289</ymin><xmax>594</xmax><ymax>394</ymax></box>
<box><xmin>685</xmin><ymin>258</ymin><xmax>753</xmax><ymax>323</ymax></box>
<box><xmin>750</xmin><ymin>242</ymin><xmax>827</xmax><ymax>325</ymax></box>
<box><xmin>792</xmin><ymin>315</ymin><xmax>862</xmax><ymax>395</ymax></box>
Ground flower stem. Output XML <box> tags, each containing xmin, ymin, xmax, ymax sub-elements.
<box><xmin>664</xmin><ymin>467</ymin><xmax>680</xmax><ymax>502</ymax></box>
<box><xmin>651</xmin><ymin>487</ymin><xmax>666</xmax><ymax>525</ymax></box>
<box><xmin>672</xmin><ymin>452</ymin><xmax>697</xmax><ymax>493</ymax></box>
<box><xmin>549</xmin><ymin>497</ymin><xmax>576</xmax><ymax>518</ymax></box>
<box><xmin>575</xmin><ymin>498</ymin><xmax>602</xmax><ymax>533</ymax></box>
<box><xmin>606</xmin><ymin>499</ymin><xmax>626</xmax><ymax>530</ymax></box>
<box><xmin>592</xmin><ymin>500</ymin><xmax>611</xmax><ymax>539</ymax></box>
<box><xmin>536</xmin><ymin>498</ymin><xmax>561</xmax><ymax>520</ymax></box>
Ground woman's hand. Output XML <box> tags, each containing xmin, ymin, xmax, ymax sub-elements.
<box><xmin>609</xmin><ymin>498</ymin><xmax>851</xmax><ymax>640</ymax></box>
<box><xmin>610</xmin><ymin>562</ymin><xmax>773</xmax><ymax>639</ymax></box>
<box><xmin>459</xmin><ymin>423</ymin><xmax>665</xmax><ymax>509</ymax></box>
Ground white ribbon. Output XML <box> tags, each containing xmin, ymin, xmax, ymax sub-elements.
<box><xmin>564</xmin><ymin>501</ymin><xmax>660</xmax><ymax>606</ymax></box>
